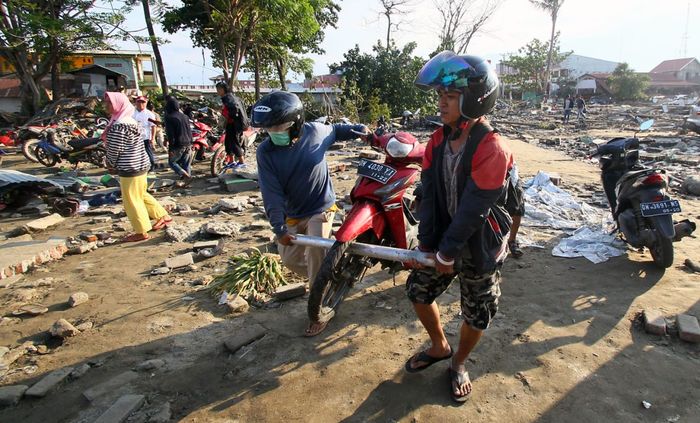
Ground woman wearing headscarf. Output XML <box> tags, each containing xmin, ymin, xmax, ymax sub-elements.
<box><xmin>104</xmin><ymin>92</ymin><xmax>172</xmax><ymax>242</ymax></box>
<box><xmin>163</xmin><ymin>96</ymin><xmax>193</xmax><ymax>181</ymax></box>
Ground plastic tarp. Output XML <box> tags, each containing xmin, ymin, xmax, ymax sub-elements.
<box><xmin>522</xmin><ymin>171</ymin><xmax>626</xmax><ymax>263</ymax></box>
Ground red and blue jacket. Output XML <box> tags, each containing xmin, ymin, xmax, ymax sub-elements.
<box><xmin>418</xmin><ymin>119</ymin><xmax>513</xmax><ymax>273</ymax></box>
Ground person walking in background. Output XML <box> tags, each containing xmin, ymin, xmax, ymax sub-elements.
<box><xmin>104</xmin><ymin>92</ymin><xmax>172</xmax><ymax>242</ymax></box>
<box><xmin>163</xmin><ymin>96</ymin><xmax>193</xmax><ymax>182</ymax></box>
<box><xmin>576</xmin><ymin>95</ymin><xmax>587</xmax><ymax>122</ymax></box>
<box><xmin>563</xmin><ymin>94</ymin><xmax>574</xmax><ymax>123</ymax></box>
<box><xmin>133</xmin><ymin>96</ymin><xmax>157</xmax><ymax>170</ymax></box>
<box><xmin>216</xmin><ymin>81</ymin><xmax>250</xmax><ymax>168</ymax></box>
<box><xmin>147</xmin><ymin>101</ymin><xmax>166</xmax><ymax>151</ymax></box>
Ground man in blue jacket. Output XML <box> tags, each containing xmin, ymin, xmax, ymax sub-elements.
<box><xmin>252</xmin><ymin>91</ymin><xmax>367</xmax><ymax>336</ymax></box>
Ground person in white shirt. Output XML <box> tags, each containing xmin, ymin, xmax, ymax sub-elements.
<box><xmin>133</xmin><ymin>96</ymin><xmax>156</xmax><ymax>170</ymax></box>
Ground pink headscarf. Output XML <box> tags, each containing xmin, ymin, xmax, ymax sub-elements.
<box><xmin>102</xmin><ymin>92</ymin><xmax>136</xmax><ymax>140</ymax></box>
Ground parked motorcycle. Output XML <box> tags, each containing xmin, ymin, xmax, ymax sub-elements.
<box><xmin>592</xmin><ymin>119</ymin><xmax>693</xmax><ymax>268</ymax></box>
<box><xmin>190</xmin><ymin>120</ymin><xmax>223</xmax><ymax>162</ymax></box>
<box><xmin>20</xmin><ymin>118</ymin><xmax>98</xmax><ymax>163</ymax></box>
<box><xmin>209</xmin><ymin>127</ymin><xmax>260</xmax><ymax>176</ymax></box>
<box><xmin>307</xmin><ymin>129</ymin><xmax>424</xmax><ymax>324</ymax></box>
<box><xmin>34</xmin><ymin>129</ymin><xmax>105</xmax><ymax>168</ymax></box>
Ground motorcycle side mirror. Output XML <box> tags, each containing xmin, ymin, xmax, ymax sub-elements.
<box><xmin>639</xmin><ymin>119</ymin><xmax>654</xmax><ymax>131</ymax></box>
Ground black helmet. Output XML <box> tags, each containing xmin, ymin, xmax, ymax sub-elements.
<box><xmin>415</xmin><ymin>51</ymin><xmax>499</xmax><ymax>119</ymax></box>
<box><xmin>251</xmin><ymin>91</ymin><xmax>305</xmax><ymax>139</ymax></box>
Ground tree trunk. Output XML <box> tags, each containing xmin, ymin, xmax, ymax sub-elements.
<box><xmin>141</xmin><ymin>0</ymin><xmax>169</xmax><ymax>97</ymax></box>
<box><xmin>275</xmin><ymin>59</ymin><xmax>287</xmax><ymax>91</ymax></box>
<box><xmin>254</xmin><ymin>48</ymin><xmax>261</xmax><ymax>100</ymax></box>
<box><xmin>544</xmin><ymin>13</ymin><xmax>557</xmax><ymax>96</ymax></box>
<box><xmin>50</xmin><ymin>56</ymin><xmax>60</xmax><ymax>101</ymax></box>
<box><xmin>386</xmin><ymin>14</ymin><xmax>391</xmax><ymax>47</ymax></box>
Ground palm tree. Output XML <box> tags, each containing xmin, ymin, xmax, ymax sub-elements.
<box><xmin>141</xmin><ymin>0</ymin><xmax>169</xmax><ymax>96</ymax></box>
<box><xmin>529</xmin><ymin>0</ymin><xmax>565</xmax><ymax>96</ymax></box>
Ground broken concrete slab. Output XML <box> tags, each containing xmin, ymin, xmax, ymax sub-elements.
<box><xmin>70</xmin><ymin>363</ymin><xmax>91</xmax><ymax>379</ymax></box>
<box><xmin>0</xmin><ymin>275</ymin><xmax>23</xmax><ymax>288</ymax></box>
<box><xmin>221</xmin><ymin>177</ymin><xmax>258</xmax><ymax>193</ymax></box>
<box><xmin>218</xmin><ymin>196</ymin><xmax>250</xmax><ymax>211</ymax></box>
<box><xmin>165</xmin><ymin>253</ymin><xmax>194</xmax><ymax>269</ymax></box>
<box><xmin>135</xmin><ymin>359</ymin><xmax>166</xmax><ymax>372</ymax></box>
<box><xmin>198</xmin><ymin>239</ymin><xmax>225</xmax><ymax>259</ymax></box>
<box><xmin>677</xmin><ymin>314</ymin><xmax>700</xmax><ymax>343</ymax></box>
<box><xmin>25</xmin><ymin>366</ymin><xmax>74</xmax><ymax>397</ymax></box>
<box><xmin>25</xmin><ymin>213</ymin><xmax>65</xmax><ymax>232</ymax></box>
<box><xmin>192</xmin><ymin>240</ymin><xmax>220</xmax><ymax>251</ymax></box>
<box><xmin>69</xmin><ymin>292</ymin><xmax>89</xmax><ymax>307</ymax></box>
<box><xmin>644</xmin><ymin>309</ymin><xmax>666</xmax><ymax>335</ymax></box>
<box><xmin>148</xmin><ymin>402</ymin><xmax>172</xmax><ymax>423</ymax></box>
<box><xmin>273</xmin><ymin>283</ymin><xmax>307</xmax><ymax>301</ymax></box>
<box><xmin>226</xmin><ymin>296</ymin><xmax>250</xmax><ymax>314</ymax></box>
<box><xmin>165</xmin><ymin>223</ymin><xmax>200</xmax><ymax>243</ymax></box>
<box><xmin>83</xmin><ymin>370</ymin><xmax>139</xmax><ymax>402</ymax></box>
<box><xmin>0</xmin><ymin>237</ymin><xmax>68</xmax><ymax>279</ymax></box>
<box><xmin>94</xmin><ymin>394</ymin><xmax>145</xmax><ymax>423</ymax></box>
<box><xmin>0</xmin><ymin>385</ymin><xmax>28</xmax><ymax>407</ymax></box>
<box><xmin>203</xmin><ymin>221</ymin><xmax>241</xmax><ymax>237</ymax></box>
<box><xmin>223</xmin><ymin>323</ymin><xmax>266</xmax><ymax>353</ymax></box>
<box><xmin>50</xmin><ymin>319</ymin><xmax>80</xmax><ymax>338</ymax></box>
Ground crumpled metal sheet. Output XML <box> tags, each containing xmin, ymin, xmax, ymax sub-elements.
<box><xmin>0</xmin><ymin>169</ymin><xmax>65</xmax><ymax>193</ymax></box>
<box><xmin>552</xmin><ymin>226</ymin><xmax>626</xmax><ymax>264</ymax></box>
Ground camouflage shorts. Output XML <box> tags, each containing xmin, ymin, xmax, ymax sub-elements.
<box><xmin>406</xmin><ymin>267</ymin><xmax>501</xmax><ymax>330</ymax></box>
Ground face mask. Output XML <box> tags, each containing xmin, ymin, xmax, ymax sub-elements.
<box><xmin>269</xmin><ymin>131</ymin><xmax>291</xmax><ymax>146</ymax></box>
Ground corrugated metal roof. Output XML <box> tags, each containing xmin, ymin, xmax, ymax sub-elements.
<box><xmin>650</xmin><ymin>58</ymin><xmax>697</xmax><ymax>73</ymax></box>
<box><xmin>0</xmin><ymin>169</ymin><xmax>65</xmax><ymax>192</ymax></box>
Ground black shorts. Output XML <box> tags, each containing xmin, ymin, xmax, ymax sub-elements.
<box><xmin>505</xmin><ymin>179</ymin><xmax>525</xmax><ymax>217</ymax></box>
<box><xmin>406</xmin><ymin>266</ymin><xmax>501</xmax><ymax>331</ymax></box>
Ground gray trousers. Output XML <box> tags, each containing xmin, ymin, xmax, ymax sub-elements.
<box><xmin>277</xmin><ymin>211</ymin><xmax>335</xmax><ymax>285</ymax></box>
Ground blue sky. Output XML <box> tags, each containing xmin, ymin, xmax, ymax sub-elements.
<box><xmin>118</xmin><ymin>0</ymin><xmax>698</xmax><ymax>84</ymax></box>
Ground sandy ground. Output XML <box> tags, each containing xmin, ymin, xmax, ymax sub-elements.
<box><xmin>0</xmin><ymin>129</ymin><xmax>699</xmax><ymax>423</ymax></box>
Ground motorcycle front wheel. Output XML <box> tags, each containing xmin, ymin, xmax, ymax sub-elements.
<box><xmin>210</xmin><ymin>145</ymin><xmax>227</xmax><ymax>176</ymax></box>
<box><xmin>34</xmin><ymin>146</ymin><xmax>57</xmax><ymax>167</ymax></box>
<box><xmin>88</xmin><ymin>148</ymin><xmax>106</xmax><ymax>167</ymax></box>
<box><xmin>22</xmin><ymin>138</ymin><xmax>40</xmax><ymax>163</ymax></box>
<box><xmin>308</xmin><ymin>238</ymin><xmax>372</xmax><ymax>324</ymax></box>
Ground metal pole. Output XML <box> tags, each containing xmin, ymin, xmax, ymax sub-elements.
<box><xmin>291</xmin><ymin>235</ymin><xmax>435</xmax><ymax>268</ymax></box>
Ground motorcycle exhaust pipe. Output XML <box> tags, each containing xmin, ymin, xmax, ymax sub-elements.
<box><xmin>291</xmin><ymin>235</ymin><xmax>436</xmax><ymax>267</ymax></box>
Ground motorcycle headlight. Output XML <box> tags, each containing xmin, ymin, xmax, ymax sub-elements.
<box><xmin>386</xmin><ymin>137</ymin><xmax>414</xmax><ymax>158</ymax></box>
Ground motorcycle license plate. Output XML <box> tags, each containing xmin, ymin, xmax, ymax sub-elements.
<box><xmin>639</xmin><ymin>199</ymin><xmax>681</xmax><ymax>217</ymax></box>
<box><xmin>357</xmin><ymin>159</ymin><xmax>397</xmax><ymax>184</ymax></box>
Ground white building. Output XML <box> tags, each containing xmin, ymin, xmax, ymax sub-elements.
<box><xmin>552</xmin><ymin>54</ymin><xmax>620</xmax><ymax>81</ymax></box>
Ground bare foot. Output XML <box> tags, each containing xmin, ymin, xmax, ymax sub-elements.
<box><xmin>304</xmin><ymin>321</ymin><xmax>328</xmax><ymax>337</ymax></box>
<box><xmin>449</xmin><ymin>359</ymin><xmax>472</xmax><ymax>402</ymax></box>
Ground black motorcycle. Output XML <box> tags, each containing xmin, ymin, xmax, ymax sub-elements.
<box><xmin>34</xmin><ymin>129</ymin><xmax>106</xmax><ymax>168</ymax></box>
<box><xmin>592</xmin><ymin>120</ymin><xmax>692</xmax><ymax>268</ymax></box>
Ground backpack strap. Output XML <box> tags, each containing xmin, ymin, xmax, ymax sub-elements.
<box><xmin>462</xmin><ymin>121</ymin><xmax>495</xmax><ymax>178</ymax></box>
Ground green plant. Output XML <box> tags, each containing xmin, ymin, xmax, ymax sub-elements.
<box><xmin>209</xmin><ymin>248</ymin><xmax>287</xmax><ymax>296</ymax></box>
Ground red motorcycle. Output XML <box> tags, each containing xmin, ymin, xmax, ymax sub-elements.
<box><xmin>190</xmin><ymin>120</ymin><xmax>222</xmax><ymax>162</ymax></box>
<box><xmin>308</xmin><ymin>129</ymin><xmax>425</xmax><ymax>324</ymax></box>
<box><xmin>209</xmin><ymin>126</ymin><xmax>260</xmax><ymax>176</ymax></box>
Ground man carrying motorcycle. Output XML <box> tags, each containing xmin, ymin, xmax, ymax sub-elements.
<box><xmin>216</xmin><ymin>81</ymin><xmax>249</xmax><ymax>168</ymax></box>
<box><xmin>405</xmin><ymin>52</ymin><xmax>513</xmax><ymax>403</ymax></box>
<box><xmin>252</xmin><ymin>91</ymin><xmax>367</xmax><ymax>337</ymax></box>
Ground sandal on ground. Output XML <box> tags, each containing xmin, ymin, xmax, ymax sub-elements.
<box><xmin>448</xmin><ymin>367</ymin><xmax>472</xmax><ymax>403</ymax></box>
<box><xmin>508</xmin><ymin>240</ymin><xmax>524</xmax><ymax>258</ymax></box>
<box><xmin>121</xmin><ymin>233</ymin><xmax>150</xmax><ymax>243</ymax></box>
<box><xmin>152</xmin><ymin>216</ymin><xmax>173</xmax><ymax>231</ymax></box>
<box><xmin>304</xmin><ymin>320</ymin><xmax>328</xmax><ymax>337</ymax></box>
<box><xmin>404</xmin><ymin>346</ymin><xmax>453</xmax><ymax>373</ymax></box>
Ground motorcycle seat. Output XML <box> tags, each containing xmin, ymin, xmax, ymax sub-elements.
<box><xmin>68</xmin><ymin>137</ymin><xmax>100</xmax><ymax>150</ymax></box>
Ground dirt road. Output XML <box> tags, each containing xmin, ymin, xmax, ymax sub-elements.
<box><xmin>1</xmin><ymin>135</ymin><xmax>699</xmax><ymax>422</ymax></box>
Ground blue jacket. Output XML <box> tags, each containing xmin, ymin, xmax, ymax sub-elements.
<box><xmin>257</xmin><ymin>122</ymin><xmax>365</xmax><ymax>236</ymax></box>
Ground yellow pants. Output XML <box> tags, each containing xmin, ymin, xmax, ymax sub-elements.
<box><xmin>120</xmin><ymin>173</ymin><xmax>168</xmax><ymax>234</ymax></box>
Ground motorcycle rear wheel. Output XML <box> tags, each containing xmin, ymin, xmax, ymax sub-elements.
<box><xmin>22</xmin><ymin>138</ymin><xmax>40</xmax><ymax>163</ymax></box>
<box><xmin>649</xmin><ymin>231</ymin><xmax>674</xmax><ymax>269</ymax></box>
<box><xmin>308</xmin><ymin>239</ymin><xmax>372</xmax><ymax>324</ymax></box>
<box><xmin>88</xmin><ymin>147</ymin><xmax>106</xmax><ymax>167</ymax></box>
<box><xmin>210</xmin><ymin>145</ymin><xmax>227</xmax><ymax>176</ymax></box>
<box><xmin>34</xmin><ymin>146</ymin><xmax>57</xmax><ymax>167</ymax></box>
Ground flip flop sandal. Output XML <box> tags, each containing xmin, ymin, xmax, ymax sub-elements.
<box><xmin>121</xmin><ymin>233</ymin><xmax>150</xmax><ymax>243</ymax></box>
<box><xmin>404</xmin><ymin>346</ymin><xmax>453</xmax><ymax>373</ymax></box>
<box><xmin>304</xmin><ymin>320</ymin><xmax>328</xmax><ymax>337</ymax></box>
<box><xmin>152</xmin><ymin>217</ymin><xmax>173</xmax><ymax>231</ymax></box>
<box><xmin>448</xmin><ymin>367</ymin><xmax>471</xmax><ymax>403</ymax></box>
<box><xmin>508</xmin><ymin>240</ymin><xmax>524</xmax><ymax>258</ymax></box>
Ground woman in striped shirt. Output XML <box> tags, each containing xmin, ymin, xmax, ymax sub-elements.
<box><xmin>104</xmin><ymin>92</ymin><xmax>172</xmax><ymax>242</ymax></box>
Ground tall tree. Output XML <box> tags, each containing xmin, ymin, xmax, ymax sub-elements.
<box><xmin>126</xmin><ymin>0</ymin><xmax>169</xmax><ymax>96</ymax></box>
<box><xmin>0</xmin><ymin>1</ymin><xmax>128</xmax><ymax>114</ymax></box>
<box><xmin>379</xmin><ymin>0</ymin><xmax>413</xmax><ymax>47</ymax></box>
<box><xmin>529</xmin><ymin>0</ymin><xmax>565</xmax><ymax>96</ymax></box>
<box><xmin>434</xmin><ymin>0</ymin><xmax>502</xmax><ymax>53</ymax></box>
<box><xmin>501</xmin><ymin>37</ymin><xmax>570</xmax><ymax>93</ymax></box>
